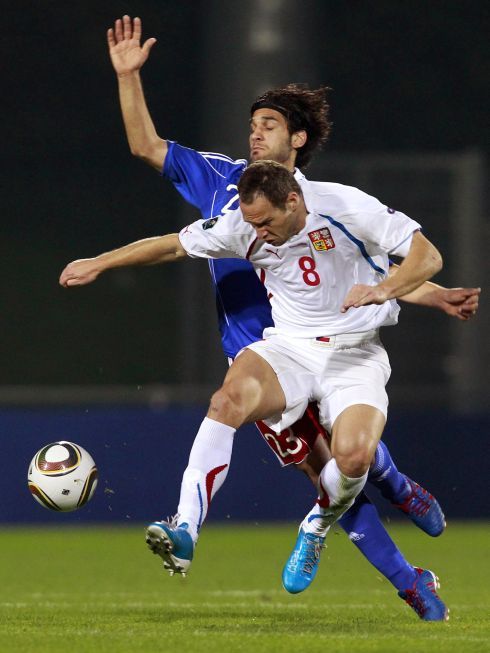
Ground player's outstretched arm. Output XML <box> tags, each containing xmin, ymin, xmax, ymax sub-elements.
<box><xmin>401</xmin><ymin>283</ymin><xmax>481</xmax><ymax>320</ymax></box>
<box><xmin>59</xmin><ymin>234</ymin><xmax>187</xmax><ymax>288</ymax></box>
<box><xmin>341</xmin><ymin>231</ymin><xmax>443</xmax><ymax>312</ymax></box>
<box><xmin>390</xmin><ymin>264</ymin><xmax>481</xmax><ymax>320</ymax></box>
<box><xmin>108</xmin><ymin>15</ymin><xmax>167</xmax><ymax>171</ymax></box>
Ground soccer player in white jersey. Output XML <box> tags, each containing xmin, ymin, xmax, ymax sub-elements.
<box><xmin>61</xmin><ymin>15</ymin><xmax>479</xmax><ymax>620</ymax></box>
<box><xmin>60</xmin><ymin>160</ymin><xmax>449</xmax><ymax>619</ymax></box>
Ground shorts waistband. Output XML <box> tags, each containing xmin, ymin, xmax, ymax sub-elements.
<box><xmin>313</xmin><ymin>329</ymin><xmax>379</xmax><ymax>348</ymax></box>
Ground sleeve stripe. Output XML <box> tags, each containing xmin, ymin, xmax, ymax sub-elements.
<box><xmin>199</xmin><ymin>151</ymin><xmax>247</xmax><ymax>167</ymax></box>
<box><xmin>320</xmin><ymin>213</ymin><xmax>387</xmax><ymax>275</ymax></box>
<box><xmin>201</xmin><ymin>156</ymin><xmax>227</xmax><ymax>179</ymax></box>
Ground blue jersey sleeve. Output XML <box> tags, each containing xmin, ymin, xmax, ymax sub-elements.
<box><xmin>162</xmin><ymin>141</ymin><xmax>247</xmax><ymax>216</ymax></box>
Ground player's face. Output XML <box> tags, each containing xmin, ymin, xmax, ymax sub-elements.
<box><xmin>249</xmin><ymin>109</ymin><xmax>296</xmax><ymax>170</ymax></box>
<box><xmin>240</xmin><ymin>193</ymin><xmax>305</xmax><ymax>246</ymax></box>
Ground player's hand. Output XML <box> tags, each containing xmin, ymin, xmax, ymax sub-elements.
<box><xmin>59</xmin><ymin>259</ymin><xmax>102</xmax><ymax>288</ymax></box>
<box><xmin>436</xmin><ymin>287</ymin><xmax>481</xmax><ymax>320</ymax></box>
<box><xmin>107</xmin><ymin>15</ymin><xmax>157</xmax><ymax>76</ymax></box>
<box><xmin>341</xmin><ymin>284</ymin><xmax>390</xmax><ymax>312</ymax></box>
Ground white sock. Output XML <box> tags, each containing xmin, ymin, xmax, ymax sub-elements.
<box><xmin>177</xmin><ymin>417</ymin><xmax>235</xmax><ymax>542</ymax></box>
<box><xmin>301</xmin><ymin>458</ymin><xmax>368</xmax><ymax>537</ymax></box>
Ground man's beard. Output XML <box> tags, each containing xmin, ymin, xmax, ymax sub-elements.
<box><xmin>251</xmin><ymin>141</ymin><xmax>293</xmax><ymax>164</ymax></box>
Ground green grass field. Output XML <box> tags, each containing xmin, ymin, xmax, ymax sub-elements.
<box><xmin>0</xmin><ymin>522</ymin><xmax>488</xmax><ymax>653</ymax></box>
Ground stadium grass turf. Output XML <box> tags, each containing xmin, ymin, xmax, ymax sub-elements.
<box><xmin>0</xmin><ymin>522</ymin><xmax>488</xmax><ymax>653</ymax></box>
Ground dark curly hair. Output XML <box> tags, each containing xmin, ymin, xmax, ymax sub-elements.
<box><xmin>250</xmin><ymin>83</ymin><xmax>332</xmax><ymax>168</ymax></box>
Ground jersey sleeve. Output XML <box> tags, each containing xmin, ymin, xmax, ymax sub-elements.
<box><xmin>178</xmin><ymin>210</ymin><xmax>253</xmax><ymax>260</ymax></box>
<box><xmin>337</xmin><ymin>191</ymin><xmax>421</xmax><ymax>257</ymax></box>
<box><xmin>162</xmin><ymin>141</ymin><xmax>247</xmax><ymax>213</ymax></box>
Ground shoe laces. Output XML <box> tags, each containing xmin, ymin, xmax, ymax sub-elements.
<box><xmin>301</xmin><ymin>536</ymin><xmax>325</xmax><ymax>575</ymax></box>
<box><xmin>399</xmin><ymin>481</ymin><xmax>433</xmax><ymax>517</ymax></box>
<box><xmin>162</xmin><ymin>514</ymin><xmax>180</xmax><ymax>528</ymax></box>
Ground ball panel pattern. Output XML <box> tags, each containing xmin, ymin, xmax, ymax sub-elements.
<box><xmin>77</xmin><ymin>467</ymin><xmax>98</xmax><ymax>508</ymax></box>
<box><xmin>28</xmin><ymin>482</ymin><xmax>62</xmax><ymax>511</ymax></box>
<box><xmin>35</xmin><ymin>442</ymin><xmax>81</xmax><ymax>476</ymax></box>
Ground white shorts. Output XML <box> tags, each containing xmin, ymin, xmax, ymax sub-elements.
<box><xmin>245</xmin><ymin>329</ymin><xmax>391</xmax><ymax>434</ymax></box>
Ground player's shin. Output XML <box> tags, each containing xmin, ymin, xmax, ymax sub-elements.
<box><xmin>368</xmin><ymin>440</ymin><xmax>410</xmax><ymax>502</ymax></box>
<box><xmin>176</xmin><ymin>417</ymin><xmax>235</xmax><ymax>541</ymax></box>
<box><xmin>301</xmin><ymin>458</ymin><xmax>368</xmax><ymax>537</ymax></box>
<box><xmin>369</xmin><ymin>440</ymin><xmax>446</xmax><ymax>536</ymax></box>
<box><xmin>338</xmin><ymin>493</ymin><xmax>417</xmax><ymax>590</ymax></box>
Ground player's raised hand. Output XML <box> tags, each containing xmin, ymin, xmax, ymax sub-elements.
<box><xmin>341</xmin><ymin>284</ymin><xmax>389</xmax><ymax>313</ymax></box>
<box><xmin>59</xmin><ymin>259</ymin><xmax>102</xmax><ymax>288</ymax></box>
<box><xmin>437</xmin><ymin>287</ymin><xmax>481</xmax><ymax>320</ymax></box>
<box><xmin>107</xmin><ymin>15</ymin><xmax>157</xmax><ymax>76</ymax></box>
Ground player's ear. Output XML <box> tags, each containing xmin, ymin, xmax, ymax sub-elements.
<box><xmin>291</xmin><ymin>130</ymin><xmax>307</xmax><ymax>149</ymax></box>
<box><xmin>286</xmin><ymin>191</ymin><xmax>300</xmax><ymax>210</ymax></box>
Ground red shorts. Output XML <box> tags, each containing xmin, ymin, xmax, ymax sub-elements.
<box><xmin>255</xmin><ymin>402</ymin><xmax>328</xmax><ymax>466</ymax></box>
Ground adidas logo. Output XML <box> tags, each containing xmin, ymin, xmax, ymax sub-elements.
<box><xmin>375</xmin><ymin>465</ymin><xmax>392</xmax><ymax>481</ymax></box>
<box><xmin>348</xmin><ymin>531</ymin><xmax>365</xmax><ymax>542</ymax></box>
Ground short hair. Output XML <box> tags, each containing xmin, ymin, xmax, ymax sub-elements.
<box><xmin>237</xmin><ymin>160</ymin><xmax>303</xmax><ymax>209</ymax></box>
<box><xmin>250</xmin><ymin>83</ymin><xmax>332</xmax><ymax>168</ymax></box>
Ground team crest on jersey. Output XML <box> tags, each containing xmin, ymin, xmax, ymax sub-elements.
<box><xmin>203</xmin><ymin>217</ymin><xmax>219</xmax><ymax>230</ymax></box>
<box><xmin>308</xmin><ymin>228</ymin><xmax>335</xmax><ymax>251</ymax></box>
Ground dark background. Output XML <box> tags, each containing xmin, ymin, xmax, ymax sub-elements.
<box><xmin>1</xmin><ymin>2</ymin><xmax>489</xmax><ymax>520</ymax></box>
<box><xmin>2</xmin><ymin>0</ymin><xmax>488</xmax><ymax>385</ymax></box>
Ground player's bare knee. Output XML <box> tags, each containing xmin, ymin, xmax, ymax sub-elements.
<box><xmin>208</xmin><ymin>385</ymin><xmax>247</xmax><ymax>427</ymax></box>
<box><xmin>335</xmin><ymin>450</ymin><xmax>371</xmax><ymax>478</ymax></box>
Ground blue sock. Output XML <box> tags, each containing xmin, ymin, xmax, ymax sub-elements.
<box><xmin>368</xmin><ymin>440</ymin><xmax>410</xmax><ymax>503</ymax></box>
<box><xmin>338</xmin><ymin>493</ymin><xmax>417</xmax><ymax>590</ymax></box>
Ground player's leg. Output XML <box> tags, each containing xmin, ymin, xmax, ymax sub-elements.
<box><xmin>147</xmin><ymin>349</ymin><xmax>286</xmax><ymax>574</ymax></box>
<box><xmin>257</xmin><ymin>413</ymin><xmax>417</xmax><ymax>590</ymax></box>
<box><xmin>257</xmin><ymin>405</ymin><xmax>418</xmax><ymax>589</ymax></box>
<box><xmin>300</xmin><ymin>403</ymin><xmax>386</xmax><ymax>537</ymax></box>
<box><xmin>256</xmin><ymin>399</ymin><xmax>447</xmax><ymax>614</ymax></box>
<box><xmin>280</xmin><ymin>429</ymin><xmax>425</xmax><ymax>594</ymax></box>
<box><xmin>282</xmin><ymin>403</ymin><xmax>385</xmax><ymax>592</ymax></box>
<box><xmin>176</xmin><ymin>348</ymin><xmax>286</xmax><ymax>535</ymax></box>
<box><xmin>274</xmin><ymin>400</ymin><xmax>445</xmax><ymax>536</ymax></box>
<box><xmin>291</xmin><ymin>421</ymin><xmax>419</xmax><ymax>591</ymax></box>
<box><xmin>369</xmin><ymin>439</ymin><xmax>445</xmax><ymax>536</ymax></box>
<box><xmin>338</xmin><ymin>493</ymin><xmax>448</xmax><ymax>620</ymax></box>
<box><xmin>276</xmin><ymin>415</ymin><xmax>448</xmax><ymax>616</ymax></box>
<box><xmin>338</xmin><ymin>493</ymin><xmax>417</xmax><ymax>589</ymax></box>
<box><xmin>299</xmin><ymin>431</ymin><xmax>445</xmax><ymax>536</ymax></box>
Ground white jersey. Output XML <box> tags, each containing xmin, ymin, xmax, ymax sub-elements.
<box><xmin>179</xmin><ymin>178</ymin><xmax>421</xmax><ymax>337</ymax></box>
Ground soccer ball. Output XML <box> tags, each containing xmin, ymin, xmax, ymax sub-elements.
<box><xmin>27</xmin><ymin>441</ymin><xmax>98</xmax><ymax>512</ymax></box>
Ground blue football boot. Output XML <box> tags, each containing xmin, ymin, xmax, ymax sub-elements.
<box><xmin>145</xmin><ymin>518</ymin><xmax>194</xmax><ymax>576</ymax></box>
<box><xmin>282</xmin><ymin>528</ymin><xmax>325</xmax><ymax>594</ymax></box>
<box><xmin>398</xmin><ymin>567</ymin><xmax>449</xmax><ymax>621</ymax></box>
<box><xmin>394</xmin><ymin>476</ymin><xmax>446</xmax><ymax>537</ymax></box>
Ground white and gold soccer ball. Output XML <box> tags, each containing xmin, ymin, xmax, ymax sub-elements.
<box><xmin>27</xmin><ymin>441</ymin><xmax>98</xmax><ymax>512</ymax></box>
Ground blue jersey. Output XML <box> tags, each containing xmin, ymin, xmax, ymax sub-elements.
<box><xmin>163</xmin><ymin>141</ymin><xmax>273</xmax><ymax>358</ymax></box>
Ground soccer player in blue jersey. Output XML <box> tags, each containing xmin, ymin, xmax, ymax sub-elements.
<box><xmin>100</xmin><ymin>16</ymin><xmax>479</xmax><ymax>620</ymax></box>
